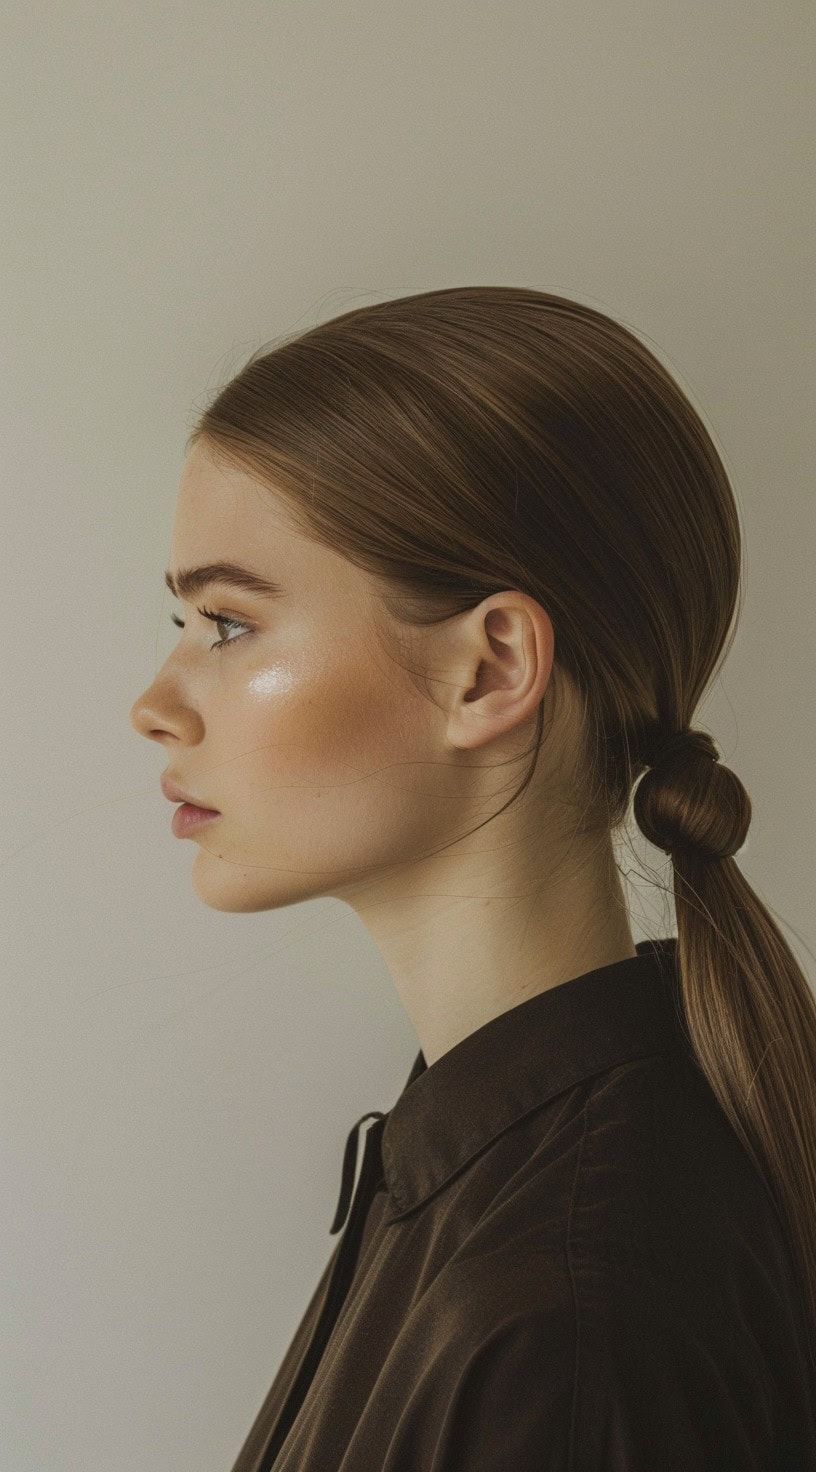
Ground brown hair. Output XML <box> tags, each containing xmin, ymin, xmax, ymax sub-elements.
<box><xmin>185</xmin><ymin>284</ymin><xmax>816</xmax><ymax>1366</ymax></box>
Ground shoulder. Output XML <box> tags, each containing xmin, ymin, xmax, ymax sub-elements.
<box><xmin>574</xmin><ymin>1047</ymin><xmax>789</xmax><ymax>1280</ymax></box>
<box><xmin>404</xmin><ymin>1269</ymin><xmax>776</xmax><ymax>1471</ymax></box>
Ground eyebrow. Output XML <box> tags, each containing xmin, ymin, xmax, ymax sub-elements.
<box><xmin>164</xmin><ymin>561</ymin><xmax>285</xmax><ymax>602</ymax></box>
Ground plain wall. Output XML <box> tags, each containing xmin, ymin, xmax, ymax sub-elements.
<box><xmin>2</xmin><ymin>2</ymin><xmax>814</xmax><ymax>1468</ymax></box>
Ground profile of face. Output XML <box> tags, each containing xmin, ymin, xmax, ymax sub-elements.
<box><xmin>129</xmin><ymin>442</ymin><xmax>556</xmax><ymax>919</ymax></box>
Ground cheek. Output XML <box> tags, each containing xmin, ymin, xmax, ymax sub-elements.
<box><xmin>232</xmin><ymin>652</ymin><xmax>416</xmax><ymax>801</ymax></box>
<box><xmin>203</xmin><ymin>645</ymin><xmax>449</xmax><ymax>885</ymax></box>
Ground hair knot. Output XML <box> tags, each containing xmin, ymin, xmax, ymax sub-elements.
<box><xmin>635</xmin><ymin>727</ymin><xmax>750</xmax><ymax>862</ymax></box>
<box><xmin>647</xmin><ymin>727</ymin><xmax>720</xmax><ymax>773</ymax></box>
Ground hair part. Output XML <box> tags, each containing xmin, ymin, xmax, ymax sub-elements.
<box><xmin>186</xmin><ymin>284</ymin><xmax>816</xmax><ymax>1371</ymax></box>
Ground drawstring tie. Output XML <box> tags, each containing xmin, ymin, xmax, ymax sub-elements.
<box><xmin>329</xmin><ymin>1110</ymin><xmax>387</xmax><ymax>1236</ymax></box>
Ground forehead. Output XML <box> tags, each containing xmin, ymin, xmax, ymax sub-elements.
<box><xmin>171</xmin><ymin>443</ymin><xmax>320</xmax><ymax>589</ymax></box>
<box><xmin>175</xmin><ymin>443</ymin><xmax>293</xmax><ymax>537</ymax></box>
<box><xmin>170</xmin><ymin>442</ymin><xmax>372</xmax><ymax>609</ymax></box>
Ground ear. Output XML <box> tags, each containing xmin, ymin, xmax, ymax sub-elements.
<box><xmin>442</xmin><ymin>592</ymin><xmax>555</xmax><ymax>752</ymax></box>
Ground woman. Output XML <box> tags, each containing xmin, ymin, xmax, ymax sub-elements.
<box><xmin>130</xmin><ymin>286</ymin><xmax>816</xmax><ymax>1469</ymax></box>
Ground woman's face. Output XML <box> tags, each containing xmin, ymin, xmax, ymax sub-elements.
<box><xmin>129</xmin><ymin>441</ymin><xmax>461</xmax><ymax>914</ymax></box>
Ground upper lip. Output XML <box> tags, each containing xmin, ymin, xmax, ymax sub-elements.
<box><xmin>160</xmin><ymin>774</ymin><xmax>219</xmax><ymax>811</ymax></box>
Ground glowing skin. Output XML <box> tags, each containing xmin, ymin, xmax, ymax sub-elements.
<box><xmin>130</xmin><ymin>442</ymin><xmax>637</xmax><ymax>1066</ymax></box>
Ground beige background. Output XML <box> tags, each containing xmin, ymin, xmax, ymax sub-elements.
<box><xmin>2</xmin><ymin>2</ymin><xmax>814</xmax><ymax>1468</ymax></box>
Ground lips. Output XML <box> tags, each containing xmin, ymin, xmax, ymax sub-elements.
<box><xmin>160</xmin><ymin>774</ymin><xmax>220</xmax><ymax>811</ymax></box>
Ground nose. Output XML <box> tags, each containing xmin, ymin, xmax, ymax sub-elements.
<box><xmin>130</xmin><ymin>692</ymin><xmax>156</xmax><ymax>739</ymax></box>
<box><xmin>129</xmin><ymin>678</ymin><xmax>203</xmax><ymax>747</ymax></box>
<box><xmin>129</xmin><ymin>680</ymin><xmax>170</xmax><ymax>741</ymax></box>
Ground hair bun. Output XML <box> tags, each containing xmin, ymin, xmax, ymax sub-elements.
<box><xmin>634</xmin><ymin>728</ymin><xmax>750</xmax><ymax>862</ymax></box>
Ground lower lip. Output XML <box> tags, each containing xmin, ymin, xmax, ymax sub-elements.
<box><xmin>172</xmin><ymin>803</ymin><xmax>221</xmax><ymax>837</ymax></box>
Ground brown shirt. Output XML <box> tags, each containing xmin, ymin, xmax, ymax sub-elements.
<box><xmin>230</xmin><ymin>937</ymin><xmax>816</xmax><ymax>1470</ymax></box>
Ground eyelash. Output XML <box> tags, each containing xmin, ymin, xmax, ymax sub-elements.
<box><xmin>170</xmin><ymin>605</ymin><xmax>252</xmax><ymax>652</ymax></box>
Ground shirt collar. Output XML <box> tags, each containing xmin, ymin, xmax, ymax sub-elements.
<box><xmin>377</xmin><ymin>937</ymin><xmax>684</xmax><ymax>1222</ymax></box>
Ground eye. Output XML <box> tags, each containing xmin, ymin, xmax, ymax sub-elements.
<box><xmin>170</xmin><ymin>605</ymin><xmax>252</xmax><ymax>652</ymax></box>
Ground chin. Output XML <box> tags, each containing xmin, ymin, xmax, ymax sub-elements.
<box><xmin>189</xmin><ymin>849</ymin><xmax>322</xmax><ymax>914</ymax></box>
